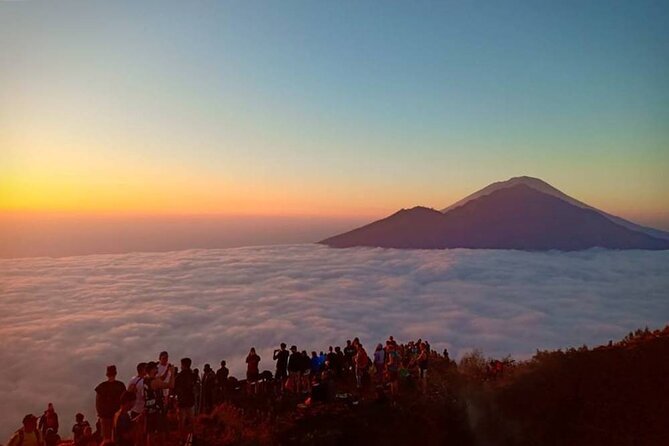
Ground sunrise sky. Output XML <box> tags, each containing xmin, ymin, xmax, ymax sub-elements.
<box><xmin>2</xmin><ymin>1</ymin><xmax>669</xmax><ymax>256</ymax></box>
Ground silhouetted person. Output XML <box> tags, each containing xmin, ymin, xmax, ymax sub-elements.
<box><xmin>192</xmin><ymin>368</ymin><xmax>201</xmax><ymax>414</ymax></box>
<box><xmin>113</xmin><ymin>391</ymin><xmax>137</xmax><ymax>446</ymax></box>
<box><xmin>156</xmin><ymin>351</ymin><xmax>173</xmax><ymax>405</ymax></box>
<box><xmin>174</xmin><ymin>358</ymin><xmax>197</xmax><ymax>443</ymax></box>
<box><xmin>344</xmin><ymin>340</ymin><xmax>356</xmax><ymax>371</ymax></box>
<box><xmin>72</xmin><ymin>413</ymin><xmax>90</xmax><ymax>445</ymax></box>
<box><xmin>216</xmin><ymin>360</ymin><xmax>229</xmax><ymax>402</ymax></box>
<box><xmin>355</xmin><ymin>344</ymin><xmax>369</xmax><ymax>389</ymax></box>
<box><xmin>201</xmin><ymin>363</ymin><xmax>217</xmax><ymax>413</ymax></box>
<box><xmin>374</xmin><ymin>343</ymin><xmax>385</xmax><ymax>382</ymax></box>
<box><xmin>273</xmin><ymin>343</ymin><xmax>289</xmax><ymax>391</ymax></box>
<box><xmin>287</xmin><ymin>345</ymin><xmax>302</xmax><ymax>393</ymax></box>
<box><xmin>144</xmin><ymin>361</ymin><xmax>175</xmax><ymax>446</ymax></box>
<box><xmin>38</xmin><ymin>403</ymin><xmax>59</xmax><ymax>435</ymax></box>
<box><xmin>95</xmin><ymin>365</ymin><xmax>126</xmax><ymax>441</ymax></box>
<box><xmin>7</xmin><ymin>414</ymin><xmax>44</xmax><ymax>446</ymax></box>
<box><xmin>79</xmin><ymin>425</ymin><xmax>97</xmax><ymax>446</ymax></box>
<box><xmin>246</xmin><ymin>348</ymin><xmax>261</xmax><ymax>394</ymax></box>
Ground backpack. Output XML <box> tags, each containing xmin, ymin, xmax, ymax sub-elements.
<box><xmin>144</xmin><ymin>377</ymin><xmax>163</xmax><ymax>414</ymax></box>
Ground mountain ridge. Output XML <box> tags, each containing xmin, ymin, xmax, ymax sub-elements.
<box><xmin>320</xmin><ymin>178</ymin><xmax>669</xmax><ymax>251</ymax></box>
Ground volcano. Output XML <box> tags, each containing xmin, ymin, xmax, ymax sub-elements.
<box><xmin>319</xmin><ymin>177</ymin><xmax>669</xmax><ymax>250</ymax></box>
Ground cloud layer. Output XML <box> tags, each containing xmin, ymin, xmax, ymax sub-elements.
<box><xmin>1</xmin><ymin>245</ymin><xmax>668</xmax><ymax>439</ymax></box>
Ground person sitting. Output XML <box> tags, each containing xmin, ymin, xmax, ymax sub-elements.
<box><xmin>44</xmin><ymin>428</ymin><xmax>60</xmax><ymax>446</ymax></box>
<box><xmin>72</xmin><ymin>413</ymin><xmax>91</xmax><ymax>445</ymax></box>
<box><xmin>78</xmin><ymin>425</ymin><xmax>98</xmax><ymax>446</ymax></box>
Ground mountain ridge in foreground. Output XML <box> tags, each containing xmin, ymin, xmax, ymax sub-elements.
<box><xmin>320</xmin><ymin>177</ymin><xmax>669</xmax><ymax>251</ymax></box>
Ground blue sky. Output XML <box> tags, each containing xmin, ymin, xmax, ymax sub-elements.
<box><xmin>1</xmin><ymin>0</ymin><xmax>668</xmax><ymax>226</ymax></box>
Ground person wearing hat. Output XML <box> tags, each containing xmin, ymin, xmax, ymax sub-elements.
<box><xmin>6</xmin><ymin>414</ymin><xmax>44</xmax><ymax>446</ymax></box>
<box><xmin>94</xmin><ymin>365</ymin><xmax>126</xmax><ymax>441</ymax></box>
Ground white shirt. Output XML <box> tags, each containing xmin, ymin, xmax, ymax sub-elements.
<box><xmin>157</xmin><ymin>362</ymin><xmax>172</xmax><ymax>398</ymax></box>
<box><xmin>128</xmin><ymin>375</ymin><xmax>144</xmax><ymax>413</ymax></box>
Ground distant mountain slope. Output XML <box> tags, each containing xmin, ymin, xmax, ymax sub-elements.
<box><xmin>320</xmin><ymin>184</ymin><xmax>669</xmax><ymax>250</ymax></box>
<box><xmin>441</xmin><ymin>176</ymin><xmax>669</xmax><ymax>241</ymax></box>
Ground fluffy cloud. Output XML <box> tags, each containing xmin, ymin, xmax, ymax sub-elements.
<box><xmin>1</xmin><ymin>245</ymin><xmax>668</xmax><ymax>439</ymax></box>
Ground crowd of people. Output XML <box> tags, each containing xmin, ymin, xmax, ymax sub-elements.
<box><xmin>7</xmin><ymin>336</ymin><xmax>438</xmax><ymax>446</ymax></box>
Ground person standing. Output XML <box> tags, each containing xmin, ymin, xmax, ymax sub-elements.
<box><xmin>215</xmin><ymin>360</ymin><xmax>229</xmax><ymax>402</ymax></box>
<box><xmin>174</xmin><ymin>358</ymin><xmax>196</xmax><ymax>444</ymax></box>
<box><xmin>373</xmin><ymin>344</ymin><xmax>385</xmax><ymax>382</ymax></box>
<box><xmin>127</xmin><ymin>362</ymin><xmax>146</xmax><ymax>446</ymax></box>
<box><xmin>287</xmin><ymin>345</ymin><xmax>302</xmax><ymax>394</ymax></box>
<box><xmin>127</xmin><ymin>363</ymin><xmax>147</xmax><ymax>417</ymax></box>
<box><xmin>156</xmin><ymin>351</ymin><xmax>173</xmax><ymax>405</ymax></box>
<box><xmin>245</xmin><ymin>348</ymin><xmax>261</xmax><ymax>395</ymax></box>
<box><xmin>95</xmin><ymin>365</ymin><xmax>126</xmax><ymax>441</ymax></box>
<box><xmin>6</xmin><ymin>414</ymin><xmax>44</xmax><ymax>446</ymax></box>
<box><xmin>38</xmin><ymin>403</ymin><xmax>59</xmax><ymax>436</ymax></box>
<box><xmin>354</xmin><ymin>344</ymin><xmax>369</xmax><ymax>389</ymax></box>
<box><xmin>144</xmin><ymin>361</ymin><xmax>175</xmax><ymax>446</ymax></box>
<box><xmin>273</xmin><ymin>343</ymin><xmax>289</xmax><ymax>392</ymax></box>
<box><xmin>201</xmin><ymin>364</ymin><xmax>217</xmax><ymax>413</ymax></box>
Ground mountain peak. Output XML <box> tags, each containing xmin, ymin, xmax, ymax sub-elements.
<box><xmin>320</xmin><ymin>176</ymin><xmax>669</xmax><ymax>250</ymax></box>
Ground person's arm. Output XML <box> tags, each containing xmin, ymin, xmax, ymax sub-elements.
<box><xmin>7</xmin><ymin>432</ymin><xmax>20</xmax><ymax>446</ymax></box>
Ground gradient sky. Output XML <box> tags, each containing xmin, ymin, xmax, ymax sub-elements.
<box><xmin>2</xmin><ymin>1</ymin><xmax>668</xmax><ymax>227</ymax></box>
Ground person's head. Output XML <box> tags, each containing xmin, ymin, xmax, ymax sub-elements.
<box><xmin>204</xmin><ymin>363</ymin><xmax>211</xmax><ymax>372</ymax></box>
<box><xmin>75</xmin><ymin>413</ymin><xmax>84</xmax><ymax>423</ymax></box>
<box><xmin>120</xmin><ymin>391</ymin><xmax>136</xmax><ymax>411</ymax></box>
<box><xmin>346</xmin><ymin>340</ymin><xmax>352</xmax><ymax>346</ymax></box>
<box><xmin>376</xmin><ymin>343</ymin><xmax>383</xmax><ymax>351</ymax></box>
<box><xmin>159</xmin><ymin>351</ymin><xmax>169</xmax><ymax>365</ymax></box>
<box><xmin>106</xmin><ymin>365</ymin><xmax>117</xmax><ymax>380</ymax></box>
<box><xmin>311</xmin><ymin>351</ymin><xmax>317</xmax><ymax>358</ymax></box>
<box><xmin>328</xmin><ymin>346</ymin><xmax>333</xmax><ymax>352</ymax></box>
<box><xmin>290</xmin><ymin>345</ymin><xmax>297</xmax><ymax>353</ymax></box>
<box><xmin>250</xmin><ymin>347</ymin><xmax>256</xmax><ymax>355</ymax></box>
<box><xmin>47</xmin><ymin>402</ymin><xmax>54</xmax><ymax>412</ymax></box>
<box><xmin>280</xmin><ymin>342</ymin><xmax>286</xmax><ymax>350</ymax></box>
<box><xmin>193</xmin><ymin>368</ymin><xmax>199</xmax><ymax>377</ymax></box>
<box><xmin>136</xmin><ymin>362</ymin><xmax>147</xmax><ymax>376</ymax></box>
<box><xmin>335</xmin><ymin>346</ymin><xmax>341</xmax><ymax>352</ymax></box>
<box><xmin>220</xmin><ymin>360</ymin><xmax>227</xmax><ymax>367</ymax></box>
<box><xmin>180</xmin><ymin>357</ymin><xmax>192</xmax><ymax>370</ymax></box>
<box><xmin>146</xmin><ymin>361</ymin><xmax>159</xmax><ymax>377</ymax></box>
<box><xmin>22</xmin><ymin>414</ymin><xmax>38</xmax><ymax>432</ymax></box>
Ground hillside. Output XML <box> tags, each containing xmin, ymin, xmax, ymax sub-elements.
<box><xmin>174</xmin><ymin>327</ymin><xmax>669</xmax><ymax>445</ymax></box>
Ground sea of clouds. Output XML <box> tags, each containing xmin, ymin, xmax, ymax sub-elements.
<box><xmin>1</xmin><ymin>244</ymin><xmax>668</xmax><ymax>440</ymax></box>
